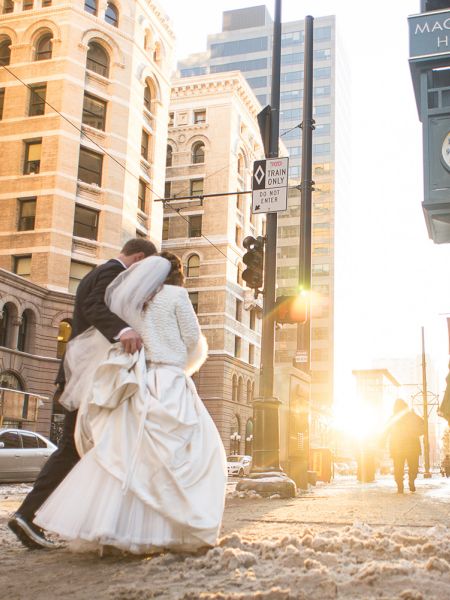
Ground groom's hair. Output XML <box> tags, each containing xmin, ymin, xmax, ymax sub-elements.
<box><xmin>121</xmin><ymin>238</ymin><xmax>157</xmax><ymax>257</ymax></box>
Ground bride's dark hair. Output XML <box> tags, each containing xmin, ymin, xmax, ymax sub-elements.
<box><xmin>159</xmin><ymin>251</ymin><xmax>184</xmax><ymax>286</ymax></box>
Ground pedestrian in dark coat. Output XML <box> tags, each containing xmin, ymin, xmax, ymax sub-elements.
<box><xmin>387</xmin><ymin>398</ymin><xmax>424</xmax><ymax>494</ymax></box>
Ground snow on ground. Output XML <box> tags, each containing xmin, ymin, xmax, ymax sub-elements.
<box><xmin>1</xmin><ymin>478</ymin><xmax>450</xmax><ymax>599</ymax></box>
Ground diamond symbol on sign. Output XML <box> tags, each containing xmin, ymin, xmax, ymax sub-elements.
<box><xmin>254</xmin><ymin>165</ymin><xmax>265</xmax><ymax>185</ymax></box>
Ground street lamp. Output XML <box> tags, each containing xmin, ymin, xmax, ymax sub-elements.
<box><xmin>230</xmin><ymin>432</ymin><xmax>241</xmax><ymax>455</ymax></box>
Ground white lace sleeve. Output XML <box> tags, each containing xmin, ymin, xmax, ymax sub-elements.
<box><xmin>175</xmin><ymin>288</ymin><xmax>208</xmax><ymax>375</ymax></box>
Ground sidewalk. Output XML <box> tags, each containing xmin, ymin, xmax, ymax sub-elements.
<box><xmin>1</xmin><ymin>476</ymin><xmax>450</xmax><ymax>599</ymax></box>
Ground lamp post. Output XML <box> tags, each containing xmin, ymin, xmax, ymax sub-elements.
<box><xmin>230</xmin><ymin>432</ymin><xmax>241</xmax><ymax>455</ymax></box>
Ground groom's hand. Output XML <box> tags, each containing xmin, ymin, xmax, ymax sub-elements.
<box><xmin>119</xmin><ymin>329</ymin><xmax>142</xmax><ymax>354</ymax></box>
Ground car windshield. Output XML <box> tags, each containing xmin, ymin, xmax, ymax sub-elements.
<box><xmin>227</xmin><ymin>457</ymin><xmax>241</xmax><ymax>462</ymax></box>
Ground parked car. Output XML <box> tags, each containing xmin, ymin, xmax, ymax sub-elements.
<box><xmin>333</xmin><ymin>462</ymin><xmax>351</xmax><ymax>476</ymax></box>
<box><xmin>0</xmin><ymin>428</ymin><xmax>57</xmax><ymax>483</ymax></box>
<box><xmin>227</xmin><ymin>455</ymin><xmax>252</xmax><ymax>477</ymax></box>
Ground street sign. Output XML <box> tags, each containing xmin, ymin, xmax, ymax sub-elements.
<box><xmin>252</xmin><ymin>157</ymin><xmax>289</xmax><ymax>214</ymax></box>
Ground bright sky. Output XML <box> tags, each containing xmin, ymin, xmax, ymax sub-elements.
<box><xmin>162</xmin><ymin>0</ymin><xmax>450</xmax><ymax>393</ymax></box>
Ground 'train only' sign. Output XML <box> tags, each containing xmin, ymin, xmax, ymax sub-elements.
<box><xmin>251</xmin><ymin>157</ymin><xmax>289</xmax><ymax>214</ymax></box>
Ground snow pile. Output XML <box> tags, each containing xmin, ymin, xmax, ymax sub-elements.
<box><xmin>106</xmin><ymin>522</ymin><xmax>450</xmax><ymax>599</ymax></box>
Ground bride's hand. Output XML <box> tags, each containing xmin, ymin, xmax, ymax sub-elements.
<box><xmin>119</xmin><ymin>329</ymin><xmax>142</xmax><ymax>354</ymax></box>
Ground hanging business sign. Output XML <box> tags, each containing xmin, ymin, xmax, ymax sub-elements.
<box><xmin>409</xmin><ymin>10</ymin><xmax>450</xmax><ymax>59</ymax></box>
<box><xmin>251</xmin><ymin>157</ymin><xmax>289</xmax><ymax>214</ymax></box>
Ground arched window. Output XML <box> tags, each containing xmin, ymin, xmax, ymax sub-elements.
<box><xmin>186</xmin><ymin>254</ymin><xmax>200</xmax><ymax>278</ymax></box>
<box><xmin>3</xmin><ymin>0</ymin><xmax>13</xmax><ymax>13</ymax></box>
<box><xmin>245</xmin><ymin>419</ymin><xmax>253</xmax><ymax>456</ymax></box>
<box><xmin>84</xmin><ymin>0</ymin><xmax>97</xmax><ymax>15</ymax></box>
<box><xmin>153</xmin><ymin>41</ymin><xmax>162</xmax><ymax>65</ymax></box>
<box><xmin>35</xmin><ymin>33</ymin><xmax>52</xmax><ymax>61</ymax></box>
<box><xmin>230</xmin><ymin>414</ymin><xmax>241</xmax><ymax>455</ymax></box>
<box><xmin>0</xmin><ymin>304</ymin><xmax>11</xmax><ymax>347</ymax></box>
<box><xmin>105</xmin><ymin>2</ymin><xmax>118</xmax><ymax>27</ymax></box>
<box><xmin>237</xmin><ymin>377</ymin><xmax>243</xmax><ymax>404</ymax></box>
<box><xmin>0</xmin><ymin>38</ymin><xmax>11</xmax><ymax>66</ymax></box>
<box><xmin>17</xmin><ymin>311</ymin><xmax>28</xmax><ymax>352</ymax></box>
<box><xmin>0</xmin><ymin>370</ymin><xmax>24</xmax><ymax>391</ymax></box>
<box><xmin>247</xmin><ymin>379</ymin><xmax>252</xmax><ymax>404</ymax></box>
<box><xmin>86</xmin><ymin>42</ymin><xmax>109</xmax><ymax>78</ymax></box>
<box><xmin>144</xmin><ymin>84</ymin><xmax>152</xmax><ymax>112</ymax></box>
<box><xmin>232</xmin><ymin>374</ymin><xmax>238</xmax><ymax>403</ymax></box>
<box><xmin>166</xmin><ymin>144</ymin><xmax>173</xmax><ymax>167</ymax></box>
<box><xmin>56</xmin><ymin>319</ymin><xmax>72</xmax><ymax>359</ymax></box>
<box><xmin>192</xmin><ymin>142</ymin><xmax>205</xmax><ymax>164</ymax></box>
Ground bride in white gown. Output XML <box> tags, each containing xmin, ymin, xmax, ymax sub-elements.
<box><xmin>34</xmin><ymin>253</ymin><xmax>227</xmax><ymax>554</ymax></box>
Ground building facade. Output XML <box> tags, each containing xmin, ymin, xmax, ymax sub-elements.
<box><xmin>177</xmin><ymin>5</ymin><xmax>344</xmax><ymax>448</ymax></box>
<box><xmin>0</xmin><ymin>0</ymin><xmax>174</xmax><ymax>433</ymax></box>
<box><xmin>162</xmin><ymin>72</ymin><xmax>265</xmax><ymax>455</ymax></box>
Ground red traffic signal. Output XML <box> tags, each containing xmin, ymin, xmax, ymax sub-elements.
<box><xmin>275</xmin><ymin>294</ymin><xmax>308</xmax><ymax>324</ymax></box>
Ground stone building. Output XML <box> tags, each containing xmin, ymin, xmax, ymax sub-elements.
<box><xmin>0</xmin><ymin>0</ymin><xmax>174</xmax><ymax>435</ymax></box>
<box><xmin>162</xmin><ymin>72</ymin><xmax>265</xmax><ymax>456</ymax></box>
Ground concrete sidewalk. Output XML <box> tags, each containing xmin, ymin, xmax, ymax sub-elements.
<box><xmin>1</xmin><ymin>475</ymin><xmax>450</xmax><ymax>599</ymax></box>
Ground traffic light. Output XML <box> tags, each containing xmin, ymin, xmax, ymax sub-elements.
<box><xmin>274</xmin><ymin>293</ymin><xmax>308</xmax><ymax>324</ymax></box>
<box><xmin>242</xmin><ymin>235</ymin><xmax>264</xmax><ymax>293</ymax></box>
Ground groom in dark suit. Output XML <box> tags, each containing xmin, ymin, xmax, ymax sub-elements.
<box><xmin>8</xmin><ymin>238</ymin><xmax>157</xmax><ymax>549</ymax></box>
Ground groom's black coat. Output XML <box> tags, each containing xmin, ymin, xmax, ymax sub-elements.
<box><xmin>55</xmin><ymin>259</ymin><xmax>128</xmax><ymax>385</ymax></box>
<box><xmin>18</xmin><ymin>259</ymin><xmax>128</xmax><ymax>520</ymax></box>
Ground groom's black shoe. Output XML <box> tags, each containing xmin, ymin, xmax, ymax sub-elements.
<box><xmin>8</xmin><ymin>514</ymin><xmax>54</xmax><ymax>549</ymax></box>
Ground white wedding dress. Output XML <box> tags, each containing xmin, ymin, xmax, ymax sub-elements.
<box><xmin>35</xmin><ymin>269</ymin><xmax>227</xmax><ymax>554</ymax></box>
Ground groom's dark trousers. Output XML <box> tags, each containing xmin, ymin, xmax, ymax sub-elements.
<box><xmin>18</xmin><ymin>259</ymin><xmax>128</xmax><ymax>521</ymax></box>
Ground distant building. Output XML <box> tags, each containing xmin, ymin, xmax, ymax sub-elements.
<box><xmin>163</xmin><ymin>71</ymin><xmax>265</xmax><ymax>455</ymax></box>
<box><xmin>177</xmin><ymin>5</ymin><xmax>350</xmax><ymax>448</ymax></box>
<box><xmin>0</xmin><ymin>0</ymin><xmax>174</xmax><ymax>435</ymax></box>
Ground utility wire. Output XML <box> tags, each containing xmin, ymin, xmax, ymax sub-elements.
<box><xmin>1</xmin><ymin>64</ymin><xmax>245</xmax><ymax>268</ymax></box>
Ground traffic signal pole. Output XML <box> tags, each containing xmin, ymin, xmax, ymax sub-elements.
<box><xmin>237</xmin><ymin>0</ymin><xmax>296</xmax><ymax>498</ymax></box>
<box><xmin>421</xmin><ymin>326</ymin><xmax>432</xmax><ymax>478</ymax></box>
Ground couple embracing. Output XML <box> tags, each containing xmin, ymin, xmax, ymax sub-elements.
<box><xmin>9</xmin><ymin>238</ymin><xmax>227</xmax><ymax>554</ymax></box>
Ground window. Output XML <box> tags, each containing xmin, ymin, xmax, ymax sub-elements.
<box><xmin>211</xmin><ymin>58</ymin><xmax>267</xmax><ymax>73</ymax></box>
<box><xmin>23</xmin><ymin>140</ymin><xmax>42</xmax><ymax>175</ymax></box>
<box><xmin>0</xmin><ymin>89</ymin><xmax>4</xmax><ymax>120</ymax></box>
<box><xmin>188</xmin><ymin>215</ymin><xmax>202</xmax><ymax>238</ymax></box>
<box><xmin>86</xmin><ymin>42</ymin><xmax>109</xmax><ymax>78</ymax></box>
<box><xmin>69</xmin><ymin>261</ymin><xmax>93</xmax><ymax>294</ymax></box>
<box><xmin>18</xmin><ymin>198</ymin><xmax>36</xmax><ymax>231</ymax></box>
<box><xmin>2</xmin><ymin>0</ymin><xmax>13</xmax><ymax>13</ymax></box>
<box><xmin>210</xmin><ymin>37</ymin><xmax>268</xmax><ymax>58</ymax></box>
<box><xmin>78</xmin><ymin>147</ymin><xmax>103</xmax><ymax>186</ymax></box>
<box><xmin>23</xmin><ymin>0</ymin><xmax>33</xmax><ymax>9</ymax></box>
<box><xmin>73</xmin><ymin>204</ymin><xmax>99</xmax><ymax>240</ymax></box>
<box><xmin>141</xmin><ymin>130</ymin><xmax>149</xmax><ymax>160</ymax></box>
<box><xmin>42</xmin><ymin>0</ymin><xmax>52</xmax><ymax>6</ymax></box>
<box><xmin>17</xmin><ymin>310</ymin><xmax>33</xmax><ymax>353</ymax></box>
<box><xmin>0</xmin><ymin>431</ymin><xmax>21</xmax><ymax>449</ymax></box>
<box><xmin>0</xmin><ymin>39</ymin><xmax>11</xmax><ymax>66</ymax></box>
<box><xmin>190</xmin><ymin>179</ymin><xmax>203</xmax><ymax>196</ymax></box>
<box><xmin>82</xmin><ymin>93</ymin><xmax>106</xmax><ymax>130</ymax></box>
<box><xmin>281</xmin><ymin>71</ymin><xmax>302</xmax><ymax>84</ymax></box>
<box><xmin>35</xmin><ymin>34</ymin><xmax>52</xmax><ymax>61</ymax></box>
<box><xmin>249</xmin><ymin>309</ymin><xmax>256</xmax><ymax>331</ymax></box>
<box><xmin>138</xmin><ymin>179</ymin><xmax>146</xmax><ymax>212</ymax></box>
<box><xmin>105</xmin><ymin>2</ymin><xmax>118</xmax><ymax>27</ymax></box>
<box><xmin>56</xmin><ymin>319</ymin><xmax>72</xmax><ymax>358</ymax></box>
<box><xmin>186</xmin><ymin>254</ymin><xmax>200</xmax><ymax>277</ymax></box>
<box><xmin>143</xmin><ymin>84</ymin><xmax>152</xmax><ymax>112</ymax></box>
<box><xmin>162</xmin><ymin>218</ymin><xmax>169</xmax><ymax>240</ymax></box>
<box><xmin>248</xmin><ymin>344</ymin><xmax>255</xmax><ymax>365</ymax></box>
<box><xmin>21</xmin><ymin>432</ymin><xmax>38</xmax><ymax>448</ymax></box>
<box><xmin>13</xmin><ymin>255</ymin><xmax>32</xmax><ymax>279</ymax></box>
<box><xmin>168</xmin><ymin>112</ymin><xmax>174</xmax><ymax>126</ymax></box>
<box><xmin>192</xmin><ymin>142</ymin><xmax>205</xmax><ymax>164</ymax></box>
<box><xmin>166</xmin><ymin>144</ymin><xmax>173</xmax><ymax>167</ymax></box>
<box><xmin>247</xmin><ymin>76</ymin><xmax>267</xmax><ymax>89</ymax></box>
<box><xmin>189</xmin><ymin>291</ymin><xmax>199</xmax><ymax>314</ymax></box>
<box><xmin>235</xmin><ymin>299</ymin><xmax>242</xmax><ymax>322</ymax></box>
<box><xmin>84</xmin><ymin>0</ymin><xmax>97</xmax><ymax>15</ymax></box>
<box><xmin>28</xmin><ymin>84</ymin><xmax>46</xmax><ymax>116</ymax></box>
<box><xmin>235</xmin><ymin>226</ymin><xmax>242</xmax><ymax>246</ymax></box>
<box><xmin>193</xmin><ymin>110</ymin><xmax>206</xmax><ymax>124</ymax></box>
<box><xmin>164</xmin><ymin>181</ymin><xmax>171</xmax><ymax>198</ymax></box>
<box><xmin>0</xmin><ymin>369</ymin><xmax>23</xmax><ymax>390</ymax></box>
<box><xmin>0</xmin><ymin>304</ymin><xmax>10</xmax><ymax>347</ymax></box>
<box><xmin>234</xmin><ymin>336</ymin><xmax>241</xmax><ymax>358</ymax></box>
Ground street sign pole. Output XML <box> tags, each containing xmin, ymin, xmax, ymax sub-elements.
<box><xmin>237</xmin><ymin>0</ymin><xmax>296</xmax><ymax>498</ymax></box>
